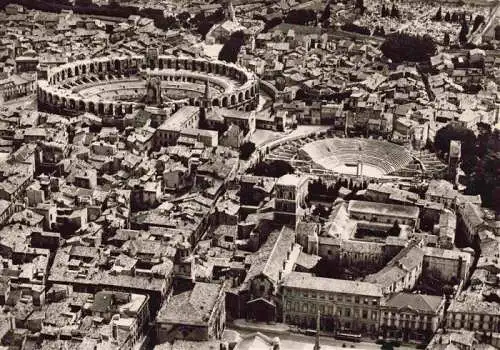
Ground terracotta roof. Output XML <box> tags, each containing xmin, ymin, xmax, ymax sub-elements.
<box><xmin>383</xmin><ymin>292</ymin><xmax>443</xmax><ymax>313</ymax></box>
<box><xmin>157</xmin><ymin>282</ymin><xmax>223</xmax><ymax>326</ymax></box>
<box><xmin>283</xmin><ymin>272</ymin><xmax>383</xmax><ymax>298</ymax></box>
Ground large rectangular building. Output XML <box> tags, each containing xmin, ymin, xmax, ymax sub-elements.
<box><xmin>364</xmin><ymin>241</ymin><xmax>424</xmax><ymax>294</ymax></box>
<box><xmin>282</xmin><ymin>272</ymin><xmax>383</xmax><ymax>335</ymax></box>
<box><xmin>155</xmin><ymin>106</ymin><xmax>200</xmax><ymax>147</ymax></box>
<box><xmin>348</xmin><ymin>200</ymin><xmax>420</xmax><ymax>228</ymax></box>
<box><xmin>446</xmin><ymin>292</ymin><xmax>500</xmax><ymax>334</ymax></box>
<box><xmin>380</xmin><ymin>293</ymin><xmax>445</xmax><ymax>342</ymax></box>
<box><xmin>423</xmin><ymin>247</ymin><xmax>473</xmax><ymax>282</ymax></box>
<box><xmin>156</xmin><ymin>282</ymin><xmax>225</xmax><ymax>343</ymax></box>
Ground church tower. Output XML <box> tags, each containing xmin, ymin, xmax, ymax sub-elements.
<box><xmin>226</xmin><ymin>0</ymin><xmax>237</xmax><ymax>23</ymax></box>
<box><xmin>198</xmin><ymin>79</ymin><xmax>212</xmax><ymax>130</ymax></box>
<box><xmin>203</xmin><ymin>79</ymin><xmax>212</xmax><ymax>109</ymax></box>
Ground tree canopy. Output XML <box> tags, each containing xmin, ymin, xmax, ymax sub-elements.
<box><xmin>355</xmin><ymin>0</ymin><xmax>365</xmax><ymax>15</ymax></box>
<box><xmin>388</xmin><ymin>221</ymin><xmax>401</xmax><ymax>236</ymax></box>
<box><xmin>390</xmin><ymin>4</ymin><xmax>399</xmax><ymax>18</ymax></box>
<box><xmin>284</xmin><ymin>9</ymin><xmax>317</xmax><ymax>25</ymax></box>
<box><xmin>381</xmin><ymin>5</ymin><xmax>389</xmax><ymax>17</ymax></box>
<box><xmin>443</xmin><ymin>32</ymin><xmax>450</xmax><ymax>46</ymax></box>
<box><xmin>341</xmin><ymin>22</ymin><xmax>370</xmax><ymax>35</ymax></box>
<box><xmin>320</xmin><ymin>3</ymin><xmax>331</xmax><ymax>24</ymax></box>
<box><xmin>239</xmin><ymin>141</ymin><xmax>256</xmax><ymax>160</ymax></box>
<box><xmin>472</xmin><ymin>15</ymin><xmax>485</xmax><ymax>33</ymax></box>
<box><xmin>264</xmin><ymin>17</ymin><xmax>283</xmax><ymax>32</ymax></box>
<box><xmin>434</xmin><ymin>7</ymin><xmax>442</xmax><ymax>21</ymax></box>
<box><xmin>466</xmin><ymin>128</ymin><xmax>500</xmax><ymax>211</ymax></box>
<box><xmin>374</xmin><ymin>26</ymin><xmax>386</xmax><ymax>37</ymax></box>
<box><xmin>381</xmin><ymin>33</ymin><xmax>436</xmax><ymax>63</ymax></box>
<box><xmin>252</xmin><ymin>160</ymin><xmax>295</xmax><ymax>178</ymax></box>
<box><xmin>218</xmin><ymin>30</ymin><xmax>245</xmax><ymax>63</ymax></box>
<box><xmin>459</xmin><ymin>19</ymin><xmax>469</xmax><ymax>43</ymax></box>
<box><xmin>434</xmin><ymin>123</ymin><xmax>477</xmax><ymax>174</ymax></box>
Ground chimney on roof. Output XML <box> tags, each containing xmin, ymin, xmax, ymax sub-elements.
<box><xmin>112</xmin><ymin>322</ymin><xmax>117</xmax><ymax>340</ymax></box>
<box><xmin>9</xmin><ymin>313</ymin><xmax>15</xmax><ymax>330</ymax></box>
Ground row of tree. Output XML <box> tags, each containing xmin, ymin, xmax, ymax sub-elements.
<box><xmin>218</xmin><ymin>30</ymin><xmax>245</xmax><ymax>63</ymax></box>
<box><xmin>434</xmin><ymin>123</ymin><xmax>500</xmax><ymax>211</ymax></box>
<box><xmin>284</xmin><ymin>8</ymin><xmax>317</xmax><ymax>26</ymax></box>
<box><xmin>381</xmin><ymin>32</ymin><xmax>436</xmax><ymax>63</ymax></box>
<box><xmin>433</xmin><ymin>6</ymin><xmax>485</xmax><ymax>30</ymax></box>
<box><xmin>381</xmin><ymin>3</ymin><xmax>400</xmax><ymax>18</ymax></box>
<box><xmin>341</xmin><ymin>22</ymin><xmax>370</xmax><ymax>35</ymax></box>
<box><xmin>355</xmin><ymin>0</ymin><xmax>366</xmax><ymax>15</ymax></box>
<box><xmin>193</xmin><ymin>8</ymin><xmax>226</xmax><ymax>39</ymax></box>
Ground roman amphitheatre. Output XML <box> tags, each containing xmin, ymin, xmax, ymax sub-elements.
<box><xmin>37</xmin><ymin>54</ymin><xmax>260</xmax><ymax>116</ymax></box>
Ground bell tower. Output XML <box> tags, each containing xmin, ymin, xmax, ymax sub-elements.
<box><xmin>203</xmin><ymin>80</ymin><xmax>212</xmax><ymax>109</ymax></box>
<box><xmin>226</xmin><ymin>0</ymin><xmax>237</xmax><ymax>23</ymax></box>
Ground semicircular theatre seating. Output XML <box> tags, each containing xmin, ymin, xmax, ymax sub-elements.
<box><xmin>299</xmin><ymin>138</ymin><xmax>412</xmax><ymax>175</ymax></box>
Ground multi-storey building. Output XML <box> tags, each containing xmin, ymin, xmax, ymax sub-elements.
<box><xmin>457</xmin><ymin>202</ymin><xmax>487</xmax><ymax>246</ymax></box>
<box><xmin>423</xmin><ymin>247</ymin><xmax>473</xmax><ymax>282</ymax></box>
<box><xmin>364</xmin><ymin>241</ymin><xmax>424</xmax><ymax>294</ymax></box>
<box><xmin>234</xmin><ymin>226</ymin><xmax>299</xmax><ymax>323</ymax></box>
<box><xmin>347</xmin><ymin>200</ymin><xmax>420</xmax><ymax>228</ymax></box>
<box><xmin>274</xmin><ymin>174</ymin><xmax>308</xmax><ymax>225</ymax></box>
<box><xmin>282</xmin><ymin>272</ymin><xmax>383</xmax><ymax>335</ymax></box>
<box><xmin>156</xmin><ymin>282</ymin><xmax>226</xmax><ymax>343</ymax></box>
<box><xmin>380</xmin><ymin>293</ymin><xmax>445</xmax><ymax>342</ymax></box>
<box><xmin>446</xmin><ymin>293</ymin><xmax>500</xmax><ymax>334</ymax></box>
<box><xmin>425</xmin><ymin>180</ymin><xmax>458</xmax><ymax>209</ymax></box>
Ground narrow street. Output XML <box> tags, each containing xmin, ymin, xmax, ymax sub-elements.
<box><xmin>2</xmin><ymin>93</ymin><xmax>37</xmax><ymax>110</ymax></box>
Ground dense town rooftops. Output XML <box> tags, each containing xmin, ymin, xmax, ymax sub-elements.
<box><xmin>1</xmin><ymin>1</ymin><xmax>500</xmax><ymax>348</ymax></box>
<box><xmin>49</xmin><ymin>245</ymin><xmax>173</xmax><ymax>292</ymax></box>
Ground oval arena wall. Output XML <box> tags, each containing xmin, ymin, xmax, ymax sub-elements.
<box><xmin>37</xmin><ymin>55</ymin><xmax>260</xmax><ymax>116</ymax></box>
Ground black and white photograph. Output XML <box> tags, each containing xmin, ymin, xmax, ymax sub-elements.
<box><xmin>0</xmin><ymin>0</ymin><xmax>499</xmax><ymax>348</ymax></box>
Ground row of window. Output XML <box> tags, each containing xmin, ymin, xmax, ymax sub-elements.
<box><xmin>383</xmin><ymin>311</ymin><xmax>430</xmax><ymax>321</ymax></box>
<box><xmin>447</xmin><ymin>321</ymin><xmax>499</xmax><ymax>332</ymax></box>
<box><xmin>285</xmin><ymin>301</ymin><xmax>379</xmax><ymax>321</ymax></box>
<box><xmin>382</xmin><ymin>319</ymin><xmax>433</xmax><ymax>331</ymax></box>
<box><xmin>275</xmin><ymin>201</ymin><xmax>296</xmax><ymax>212</ymax></box>
<box><xmin>448</xmin><ymin>313</ymin><xmax>497</xmax><ymax>322</ymax></box>
<box><xmin>285</xmin><ymin>289</ymin><xmax>379</xmax><ymax>306</ymax></box>
<box><xmin>350</xmin><ymin>213</ymin><xmax>414</xmax><ymax>226</ymax></box>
